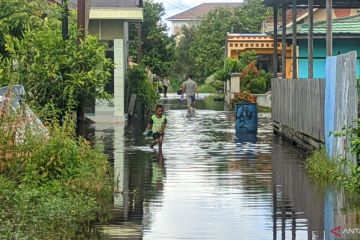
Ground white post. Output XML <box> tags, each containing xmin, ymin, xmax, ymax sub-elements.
<box><xmin>114</xmin><ymin>39</ymin><xmax>125</xmax><ymax>119</ymax></box>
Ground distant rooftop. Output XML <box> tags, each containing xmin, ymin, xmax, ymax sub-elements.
<box><xmin>166</xmin><ymin>2</ymin><xmax>243</xmax><ymax>21</ymax></box>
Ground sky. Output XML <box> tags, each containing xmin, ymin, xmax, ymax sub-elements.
<box><xmin>155</xmin><ymin>0</ymin><xmax>244</xmax><ymax>30</ymax></box>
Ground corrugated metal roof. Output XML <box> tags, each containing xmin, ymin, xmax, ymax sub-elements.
<box><xmin>278</xmin><ymin>14</ymin><xmax>360</xmax><ymax>36</ymax></box>
<box><xmin>166</xmin><ymin>2</ymin><xmax>242</xmax><ymax>21</ymax></box>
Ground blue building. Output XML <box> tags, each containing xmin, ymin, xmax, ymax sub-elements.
<box><xmin>295</xmin><ymin>15</ymin><xmax>360</xmax><ymax>79</ymax></box>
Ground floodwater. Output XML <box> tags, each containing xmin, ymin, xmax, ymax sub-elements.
<box><xmin>87</xmin><ymin>95</ymin><xmax>360</xmax><ymax>240</ymax></box>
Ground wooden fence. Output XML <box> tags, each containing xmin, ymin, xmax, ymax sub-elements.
<box><xmin>271</xmin><ymin>78</ymin><xmax>325</xmax><ymax>146</ymax></box>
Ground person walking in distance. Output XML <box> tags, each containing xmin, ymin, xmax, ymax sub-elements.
<box><xmin>162</xmin><ymin>78</ymin><xmax>170</xmax><ymax>98</ymax></box>
<box><xmin>181</xmin><ymin>74</ymin><xmax>198</xmax><ymax>112</ymax></box>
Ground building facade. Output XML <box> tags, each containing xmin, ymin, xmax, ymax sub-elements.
<box><xmin>295</xmin><ymin>15</ymin><xmax>360</xmax><ymax>78</ymax></box>
<box><xmin>166</xmin><ymin>2</ymin><xmax>242</xmax><ymax>35</ymax></box>
<box><xmin>226</xmin><ymin>33</ymin><xmax>293</xmax><ymax>78</ymax></box>
<box><xmin>87</xmin><ymin>0</ymin><xmax>143</xmax><ymax>122</ymax></box>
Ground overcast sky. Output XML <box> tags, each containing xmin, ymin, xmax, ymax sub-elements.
<box><xmin>155</xmin><ymin>0</ymin><xmax>244</xmax><ymax>29</ymax></box>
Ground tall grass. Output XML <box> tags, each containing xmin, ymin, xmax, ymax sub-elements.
<box><xmin>0</xmin><ymin>88</ymin><xmax>113</xmax><ymax>239</ymax></box>
<box><xmin>305</xmin><ymin>148</ymin><xmax>360</xmax><ymax>200</ymax></box>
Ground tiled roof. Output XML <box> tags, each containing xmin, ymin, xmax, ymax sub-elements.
<box><xmin>288</xmin><ymin>14</ymin><xmax>360</xmax><ymax>35</ymax></box>
<box><xmin>166</xmin><ymin>2</ymin><xmax>242</xmax><ymax>21</ymax></box>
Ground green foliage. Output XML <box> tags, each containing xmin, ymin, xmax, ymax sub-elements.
<box><xmin>0</xmin><ymin>110</ymin><xmax>112</xmax><ymax>239</ymax></box>
<box><xmin>0</xmin><ymin>0</ymin><xmax>60</xmax><ymax>56</ymax></box>
<box><xmin>174</xmin><ymin>25</ymin><xmax>197</xmax><ymax>79</ymax></box>
<box><xmin>306</xmin><ymin>130</ymin><xmax>360</xmax><ymax>199</ymax></box>
<box><xmin>169</xmin><ymin>77</ymin><xmax>182</xmax><ymax>92</ymax></box>
<box><xmin>129</xmin><ymin>0</ymin><xmax>176</xmax><ymax>77</ymax></box>
<box><xmin>241</xmin><ymin>70</ymin><xmax>272</xmax><ymax>94</ymax></box>
<box><xmin>214</xmin><ymin>51</ymin><xmax>257</xmax><ymax>82</ymax></box>
<box><xmin>1</xmin><ymin>19</ymin><xmax>113</xmax><ymax>119</ymax></box>
<box><xmin>305</xmin><ymin>149</ymin><xmax>345</xmax><ymax>184</ymax></box>
<box><xmin>127</xmin><ymin>65</ymin><xmax>159</xmax><ymax>110</ymax></box>
<box><xmin>198</xmin><ymin>84</ymin><xmax>217</xmax><ymax>93</ymax></box>
<box><xmin>215</xmin><ymin>58</ymin><xmax>243</xmax><ymax>82</ymax></box>
<box><xmin>188</xmin><ymin>0</ymin><xmax>271</xmax><ymax>81</ymax></box>
<box><xmin>213</xmin><ymin>51</ymin><xmax>271</xmax><ymax>94</ymax></box>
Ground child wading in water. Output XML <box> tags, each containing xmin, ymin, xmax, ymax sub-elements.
<box><xmin>145</xmin><ymin>104</ymin><xmax>167</xmax><ymax>149</ymax></box>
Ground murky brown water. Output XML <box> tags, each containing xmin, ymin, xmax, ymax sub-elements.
<box><xmin>87</xmin><ymin>96</ymin><xmax>360</xmax><ymax>240</ymax></box>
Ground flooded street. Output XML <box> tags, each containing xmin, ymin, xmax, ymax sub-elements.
<box><xmin>88</xmin><ymin>96</ymin><xmax>360</xmax><ymax>240</ymax></box>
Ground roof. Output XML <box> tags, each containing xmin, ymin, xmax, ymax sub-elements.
<box><xmin>264</xmin><ymin>0</ymin><xmax>360</xmax><ymax>8</ymax></box>
<box><xmin>90</xmin><ymin>0</ymin><xmax>142</xmax><ymax>8</ymax></box>
<box><xmin>279</xmin><ymin>14</ymin><xmax>360</xmax><ymax>38</ymax></box>
<box><xmin>228</xmin><ymin>33</ymin><xmax>269</xmax><ymax>37</ymax></box>
<box><xmin>166</xmin><ymin>2</ymin><xmax>242</xmax><ymax>21</ymax></box>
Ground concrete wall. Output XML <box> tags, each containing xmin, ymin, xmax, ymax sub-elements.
<box><xmin>298</xmin><ymin>39</ymin><xmax>360</xmax><ymax>79</ymax></box>
<box><xmin>88</xmin><ymin>19</ymin><xmax>124</xmax><ymax>40</ymax></box>
<box><xmin>88</xmin><ymin>20</ymin><xmax>127</xmax><ymax>122</ymax></box>
<box><xmin>224</xmin><ymin>73</ymin><xmax>241</xmax><ymax>104</ymax></box>
<box><xmin>254</xmin><ymin>91</ymin><xmax>271</xmax><ymax>108</ymax></box>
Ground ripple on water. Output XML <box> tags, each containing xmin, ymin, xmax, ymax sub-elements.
<box><xmin>90</xmin><ymin>100</ymin><xmax>351</xmax><ymax>240</ymax></box>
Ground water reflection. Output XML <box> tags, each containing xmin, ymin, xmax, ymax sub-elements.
<box><xmin>87</xmin><ymin>96</ymin><xmax>360</xmax><ymax>240</ymax></box>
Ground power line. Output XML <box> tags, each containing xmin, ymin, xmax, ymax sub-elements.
<box><xmin>162</xmin><ymin>0</ymin><xmax>202</xmax><ymax>19</ymax></box>
<box><xmin>165</xmin><ymin>0</ymin><xmax>192</xmax><ymax>10</ymax></box>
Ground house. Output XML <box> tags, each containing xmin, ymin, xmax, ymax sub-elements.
<box><xmin>166</xmin><ymin>2</ymin><xmax>242</xmax><ymax>35</ymax></box>
<box><xmin>293</xmin><ymin>15</ymin><xmax>360</xmax><ymax>79</ymax></box>
<box><xmin>226</xmin><ymin>33</ymin><xmax>293</xmax><ymax>78</ymax></box>
<box><xmin>263</xmin><ymin>8</ymin><xmax>359</xmax><ymax>32</ymax></box>
<box><xmin>263</xmin><ymin>8</ymin><xmax>359</xmax><ymax>77</ymax></box>
<box><xmin>86</xmin><ymin>0</ymin><xmax>143</xmax><ymax>122</ymax></box>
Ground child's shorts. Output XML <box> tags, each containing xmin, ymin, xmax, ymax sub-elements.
<box><xmin>152</xmin><ymin>132</ymin><xmax>162</xmax><ymax>140</ymax></box>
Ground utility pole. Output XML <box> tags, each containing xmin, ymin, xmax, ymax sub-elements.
<box><xmin>61</xmin><ymin>0</ymin><xmax>69</xmax><ymax>40</ymax></box>
<box><xmin>76</xmin><ymin>0</ymin><xmax>86</xmax><ymax>136</ymax></box>
<box><xmin>77</xmin><ymin>0</ymin><xmax>86</xmax><ymax>41</ymax></box>
<box><xmin>137</xmin><ymin>23</ymin><xmax>143</xmax><ymax>63</ymax></box>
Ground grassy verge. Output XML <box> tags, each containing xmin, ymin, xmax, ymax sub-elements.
<box><xmin>0</xmin><ymin>116</ymin><xmax>112</xmax><ymax>239</ymax></box>
<box><xmin>198</xmin><ymin>84</ymin><xmax>217</xmax><ymax>93</ymax></box>
<box><xmin>305</xmin><ymin>149</ymin><xmax>360</xmax><ymax>199</ymax></box>
<box><xmin>257</xmin><ymin>106</ymin><xmax>271</xmax><ymax>113</ymax></box>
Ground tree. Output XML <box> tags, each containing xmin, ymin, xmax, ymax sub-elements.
<box><xmin>0</xmin><ymin>0</ymin><xmax>59</xmax><ymax>56</ymax></box>
<box><xmin>174</xmin><ymin>25</ymin><xmax>197</xmax><ymax>79</ymax></box>
<box><xmin>0</xmin><ymin>2</ymin><xmax>113</xmax><ymax>120</ymax></box>
<box><xmin>188</xmin><ymin>0</ymin><xmax>271</xmax><ymax>82</ymax></box>
<box><xmin>129</xmin><ymin>0</ymin><xmax>175</xmax><ymax>78</ymax></box>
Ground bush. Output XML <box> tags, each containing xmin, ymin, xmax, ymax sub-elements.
<box><xmin>0</xmin><ymin>3</ymin><xmax>113</xmax><ymax>120</ymax></box>
<box><xmin>127</xmin><ymin>65</ymin><xmax>159</xmax><ymax>111</ymax></box>
<box><xmin>241</xmin><ymin>65</ymin><xmax>272</xmax><ymax>94</ymax></box>
<box><xmin>0</xmin><ymin>106</ymin><xmax>112</xmax><ymax>239</ymax></box>
<box><xmin>198</xmin><ymin>84</ymin><xmax>217</xmax><ymax>93</ymax></box>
